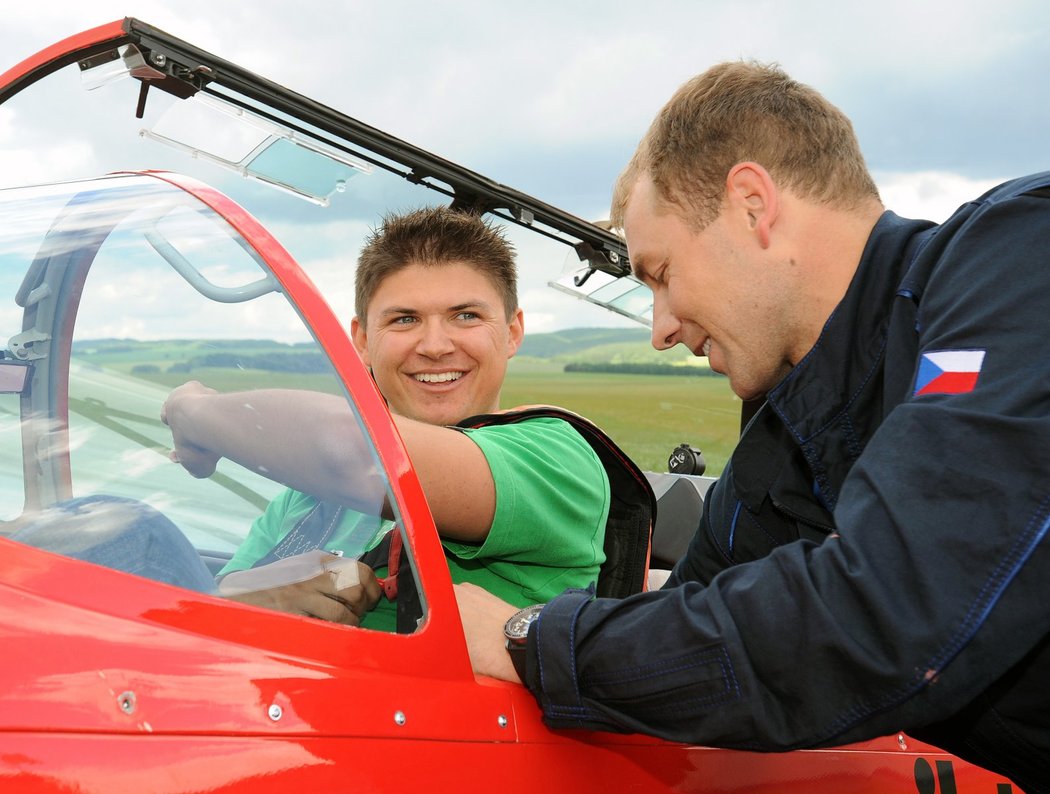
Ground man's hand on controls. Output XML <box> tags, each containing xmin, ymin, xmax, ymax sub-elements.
<box><xmin>220</xmin><ymin>550</ymin><xmax>381</xmax><ymax>626</ymax></box>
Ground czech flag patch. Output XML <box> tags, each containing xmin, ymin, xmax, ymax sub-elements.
<box><xmin>914</xmin><ymin>349</ymin><xmax>986</xmax><ymax>396</ymax></box>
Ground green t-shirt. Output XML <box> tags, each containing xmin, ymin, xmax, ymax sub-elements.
<box><xmin>222</xmin><ymin>416</ymin><xmax>611</xmax><ymax>632</ymax></box>
<box><xmin>219</xmin><ymin>489</ymin><xmax>390</xmax><ymax>574</ymax></box>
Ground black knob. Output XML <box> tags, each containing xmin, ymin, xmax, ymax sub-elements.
<box><xmin>668</xmin><ymin>443</ymin><xmax>706</xmax><ymax>476</ymax></box>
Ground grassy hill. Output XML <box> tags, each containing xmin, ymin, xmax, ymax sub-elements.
<box><xmin>517</xmin><ymin>327</ymin><xmax>651</xmax><ymax>358</ymax></box>
<box><xmin>514</xmin><ymin>326</ymin><xmax>710</xmax><ymax>372</ymax></box>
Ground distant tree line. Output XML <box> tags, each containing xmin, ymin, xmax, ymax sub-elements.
<box><xmin>192</xmin><ymin>339</ymin><xmax>316</xmax><ymax>350</ymax></box>
<box><xmin>164</xmin><ymin>352</ymin><xmax>331</xmax><ymax>374</ymax></box>
<box><xmin>564</xmin><ymin>362</ymin><xmax>723</xmax><ymax>377</ymax></box>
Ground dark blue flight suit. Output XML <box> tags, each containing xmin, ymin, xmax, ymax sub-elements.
<box><xmin>522</xmin><ymin>172</ymin><xmax>1050</xmax><ymax>793</ymax></box>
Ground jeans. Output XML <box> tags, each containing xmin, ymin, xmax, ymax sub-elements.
<box><xmin>12</xmin><ymin>495</ymin><xmax>217</xmax><ymax>594</ymax></box>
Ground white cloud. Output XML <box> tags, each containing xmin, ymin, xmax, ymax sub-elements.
<box><xmin>875</xmin><ymin>171</ymin><xmax>1004</xmax><ymax>223</ymax></box>
<box><xmin>0</xmin><ymin>109</ymin><xmax>96</xmax><ymax>188</ymax></box>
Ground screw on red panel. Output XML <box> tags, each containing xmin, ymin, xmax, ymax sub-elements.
<box><xmin>118</xmin><ymin>691</ymin><xmax>136</xmax><ymax>715</ymax></box>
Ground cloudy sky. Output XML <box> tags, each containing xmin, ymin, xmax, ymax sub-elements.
<box><xmin>1</xmin><ymin>0</ymin><xmax>1047</xmax><ymax>332</ymax></box>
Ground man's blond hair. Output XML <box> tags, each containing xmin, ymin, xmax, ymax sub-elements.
<box><xmin>611</xmin><ymin>61</ymin><xmax>879</xmax><ymax>230</ymax></box>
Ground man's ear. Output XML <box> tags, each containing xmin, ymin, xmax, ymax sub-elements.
<box><xmin>726</xmin><ymin>162</ymin><xmax>778</xmax><ymax>248</ymax></box>
<box><xmin>506</xmin><ymin>307</ymin><xmax>524</xmax><ymax>358</ymax></box>
<box><xmin>351</xmin><ymin>316</ymin><xmax>370</xmax><ymax>367</ymax></box>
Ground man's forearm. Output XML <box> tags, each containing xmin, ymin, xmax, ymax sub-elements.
<box><xmin>454</xmin><ymin>582</ymin><xmax>521</xmax><ymax>681</ymax></box>
<box><xmin>164</xmin><ymin>385</ymin><xmax>383</xmax><ymax>510</ymax></box>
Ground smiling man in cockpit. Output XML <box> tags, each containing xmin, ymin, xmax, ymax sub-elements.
<box><xmin>160</xmin><ymin>206</ymin><xmax>634</xmax><ymax>631</ymax></box>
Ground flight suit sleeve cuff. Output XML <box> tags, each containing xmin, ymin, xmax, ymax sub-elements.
<box><xmin>526</xmin><ymin>585</ymin><xmax>607</xmax><ymax>727</ymax></box>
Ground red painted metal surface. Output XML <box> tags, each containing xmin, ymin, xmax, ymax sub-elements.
<box><xmin>0</xmin><ymin>733</ymin><xmax>1010</xmax><ymax>793</ymax></box>
<box><xmin>0</xmin><ymin>540</ymin><xmax>1014</xmax><ymax>794</ymax></box>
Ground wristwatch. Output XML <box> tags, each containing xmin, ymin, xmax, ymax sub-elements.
<box><xmin>504</xmin><ymin>603</ymin><xmax>544</xmax><ymax>682</ymax></box>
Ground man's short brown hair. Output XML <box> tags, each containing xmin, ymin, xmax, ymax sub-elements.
<box><xmin>355</xmin><ymin>207</ymin><xmax>518</xmax><ymax>322</ymax></box>
<box><xmin>611</xmin><ymin>60</ymin><xmax>880</xmax><ymax>230</ymax></box>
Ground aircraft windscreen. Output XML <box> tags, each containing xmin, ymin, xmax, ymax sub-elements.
<box><xmin>142</xmin><ymin>93</ymin><xmax>374</xmax><ymax>206</ymax></box>
<box><xmin>1</xmin><ymin>34</ymin><xmax>641</xmax><ymax>338</ymax></box>
<box><xmin>0</xmin><ymin>174</ymin><xmax>390</xmax><ymax>550</ymax></box>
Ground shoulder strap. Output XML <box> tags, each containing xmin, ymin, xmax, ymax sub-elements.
<box><xmin>456</xmin><ymin>406</ymin><xmax>655</xmax><ymax>597</ymax></box>
<box><xmin>358</xmin><ymin>528</ymin><xmax>423</xmax><ymax>633</ymax></box>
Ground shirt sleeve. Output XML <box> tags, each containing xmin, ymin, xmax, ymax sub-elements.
<box><xmin>524</xmin><ymin>188</ymin><xmax>1050</xmax><ymax>750</ymax></box>
<box><xmin>443</xmin><ymin>417</ymin><xmax>610</xmax><ymax>568</ymax></box>
<box><xmin>219</xmin><ymin>487</ymin><xmax>306</xmax><ymax>575</ymax></box>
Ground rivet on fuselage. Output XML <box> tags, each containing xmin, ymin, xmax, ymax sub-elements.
<box><xmin>497</xmin><ymin>715</ymin><xmax>508</xmax><ymax>728</ymax></box>
<box><xmin>118</xmin><ymin>691</ymin><xmax>136</xmax><ymax>715</ymax></box>
<box><xmin>268</xmin><ymin>704</ymin><xmax>283</xmax><ymax>721</ymax></box>
<box><xmin>394</xmin><ymin>710</ymin><xmax>406</xmax><ymax>726</ymax></box>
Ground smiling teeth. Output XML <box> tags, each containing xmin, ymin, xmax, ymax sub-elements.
<box><xmin>702</xmin><ymin>339</ymin><xmax>712</xmax><ymax>356</ymax></box>
<box><xmin>415</xmin><ymin>372</ymin><xmax>463</xmax><ymax>383</ymax></box>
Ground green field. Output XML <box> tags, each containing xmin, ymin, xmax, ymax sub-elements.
<box><xmin>76</xmin><ymin>335</ymin><xmax>743</xmax><ymax>476</ymax></box>
<box><xmin>502</xmin><ymin>365</ymin><xmax>739</xmax><ymax>475</ymax></box>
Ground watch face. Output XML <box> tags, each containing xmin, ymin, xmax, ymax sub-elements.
<box><xmin>505</xmin><ymin>604</ymin><xmax>543</xmax><ymax>641</ymax></box>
